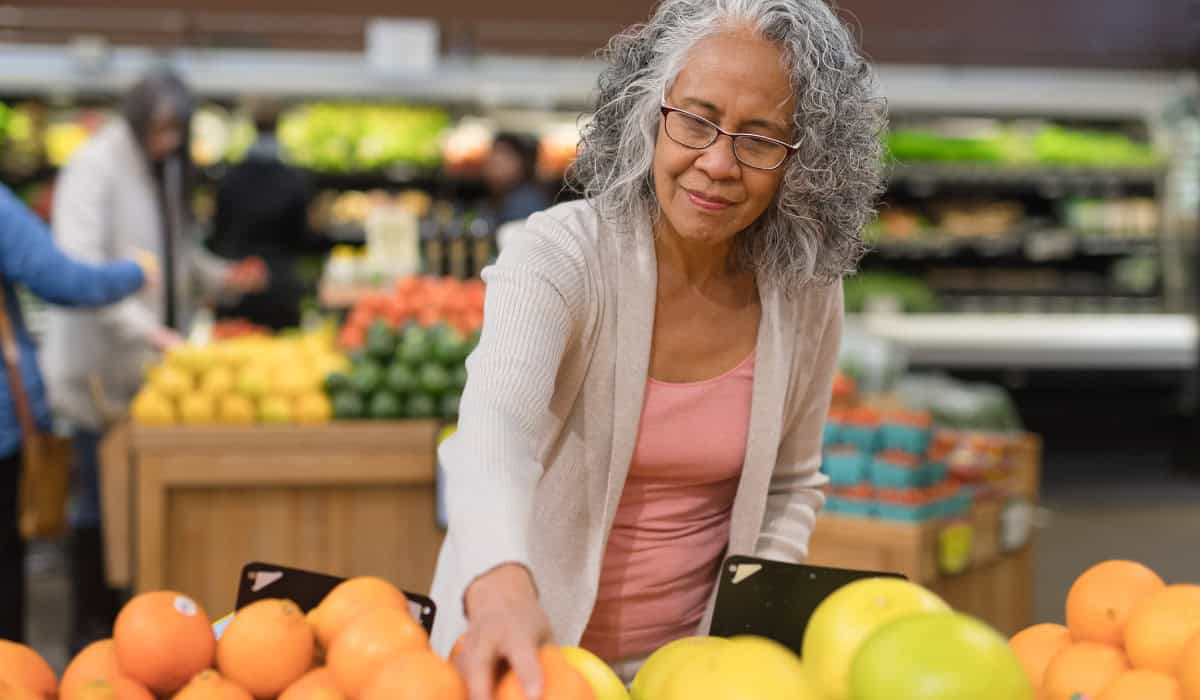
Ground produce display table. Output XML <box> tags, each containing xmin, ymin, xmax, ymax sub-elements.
<box><xmin>103</xmin><ymin>418</ymin><xmax>1040</xmax><ymax>633</ymax></box>
<box><xmin>807</xmin><ymin>433</ymin><xmax>1041</xmax><ymax>635</ymax></box>
<box><xmin>101</xmin><ymin>420</ymin><xmax>444</xmax><ymax>617</ymax></box>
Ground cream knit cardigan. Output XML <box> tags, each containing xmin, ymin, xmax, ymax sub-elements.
<box><xmin>429</xmin><ymin>199</ymin><xmax>841</xmax><ymax>654</ymax></box>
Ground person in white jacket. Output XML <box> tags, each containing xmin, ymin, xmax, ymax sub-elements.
<box><xmin>40</xmin><ymin>69</ymin><xmax>266</xmax><ymax>653</ymax></box>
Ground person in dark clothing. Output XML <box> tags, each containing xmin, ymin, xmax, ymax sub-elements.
<box><xmin>208</xmin><ymin>100</ymin><xmax>326</xmax><ymax>330</ymax></box>
<box><xmin>481</xmin><ymin>132</ymin><xmax>551</xmax><ymax>226</ymax></box>
<box><xmin>0</xmin><ymin>183</ymin><xmax>151</xmax><ymax>643</ymax></box>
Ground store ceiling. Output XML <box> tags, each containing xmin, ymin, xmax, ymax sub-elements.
<box><xmin>0</xmin><ymin>0</ymin><xmax>1197</xmax><ymax>70</ymax></box>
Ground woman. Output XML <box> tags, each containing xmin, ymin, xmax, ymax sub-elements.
<box><xmin>435</xmin><ymin>1</ymin><xmax>884</xmax><ymax>697</ymax></box>
<box><xmin>40</xmin><ymin>69</ymin><xmax>266</xmax><ymax>652</ymax></box>
<box><xmin>0</xmin><ymin>183</ymin><xmax>152</xmax><ymax>643</ymax></box>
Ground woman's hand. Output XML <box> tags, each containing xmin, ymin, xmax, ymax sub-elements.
<box><xmin>148</xmin><ymin>325</ymin><xmax>185</xmax><ymax>352</ymax></box>
<box><xmin>456</xmin><ymin>564</ymin><xmax>552</xmax><ymax>700</ymax></box>
<box><xmin>223</xmin><ymin>256</ymin><xmax>269</xmax><ymax>294</ymax></box>
<box><xmin>131</xmin><ymin>248</ymin><xmax>161</xmax><ymax>289</ymax></box>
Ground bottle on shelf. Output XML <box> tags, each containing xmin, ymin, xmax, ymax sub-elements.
<box><xmin>445</xmin><ymin>209</ymin><xmax>471</xmax><ymax>280</ymax></box>
<box><xmin>469</xmin><ymin>214</ymin><xmax>496</xmax><ymax>279</ymax></box>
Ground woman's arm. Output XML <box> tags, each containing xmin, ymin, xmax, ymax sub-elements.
<box><xmin>755</xmin><ymin>282</ymin><xmax>842</xmax><ymax>562</ymax></box>
<box><xmin>0</xmin><ymin>185</ymin><xmax>144</xmax><ymax>307</ymax></box>
<box><xmin>442</xmin><ymin>211</ymin><xmax>589</xmax><ymax>593</ymax></box>
<box><xmin>51</xmin><ymin>153</ymin><xmax>160</xmax><ymax>343</ymax></box>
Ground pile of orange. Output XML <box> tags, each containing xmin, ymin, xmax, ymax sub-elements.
<box><xmin>1009</xmin><ymin>559</ymin><xmax>1200</xmax><ymax>700</ymax></box>
<box><xmin>0</xmin><ymin>576</ymin><xmax>594</xmax><ymax>700</ymax></box>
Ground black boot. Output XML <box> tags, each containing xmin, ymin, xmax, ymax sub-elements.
<box><xmin>68</xmin><ymin>526</ymin><xmax>119</xmax><ymax>655</ymax></box>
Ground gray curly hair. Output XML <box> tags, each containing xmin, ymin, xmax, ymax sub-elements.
<box><xmin>566</xmin><ymin>0</ymin><xmax>886</xmax><ymax>288</ymax></box>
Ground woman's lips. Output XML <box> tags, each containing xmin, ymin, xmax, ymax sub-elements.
<box><xmin>685</xmin><ymin>189</ymin><xmax>733</xmax><ymax>211</ymax></box>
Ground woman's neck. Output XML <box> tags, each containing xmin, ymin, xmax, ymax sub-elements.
<box><xmin>653</xmin><ymin>219</ymin><xmax>736</xmax><ymax>287</ymax></box>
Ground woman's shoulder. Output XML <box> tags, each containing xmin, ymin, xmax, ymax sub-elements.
<box><xmin>500</xmin><ymin>200</ymin><xmax>606</xmax><ymax>274</ymax></box>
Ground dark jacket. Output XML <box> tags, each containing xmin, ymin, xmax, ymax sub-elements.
<box><xmin>0</xmin><ymin>184</ymin><xmax>143</xmax><ymax>458</ymax></box>
<box><xmin>208</xmin><ymin>137</ymin><xmax>325</xmax><ymax>330</ymax></box>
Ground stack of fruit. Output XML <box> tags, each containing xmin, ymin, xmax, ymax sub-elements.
<box><xmin>0</xmin><ymin>577</ymin><xmax>602</xmax><ymax>700</ymax></box>
<box><xmin>1010</xmin><ymin>559</ymin><xmax>1200</xmax><ymax>700</ymax></box>
<box><xmin>130</xmin><ymin>330</ymin><xmax>346</xmax><ymax>427</ymax></box>
<box><xmin>338</xmin><ymin>276</ymin><xmax>486</xmax><ymax>349</ymax></box>
<box><xmin>0</xmin><ymin>572</ymin><xmax>1037</xmax><ymax>700</ymax></box>
<box><xmin>326</xmin><ymin>319</ymin><xmax>475</xmax><ymax>421</ymax></box>
<box><xmin>627</xmin><ymin>576</ymin><xmax>1030</xmax><ymax>700</ymax></box>
<box><xmin>277</xmin><ymin>102</ymin><xmax>448</xmax><ymax>173</ymax></box>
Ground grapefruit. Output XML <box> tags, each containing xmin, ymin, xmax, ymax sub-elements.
<box><xmin>630</xmin><ymin>636</ymin><xmax>728</xmax><ymax>700</ymax></box>
<box><xmin>658</xmin><ymin>636</ymin><xmax>812</xmax><ymax>700</ymax></box>
<box><xmin>849</xmin><ymin>611</ymin><xmax>1033</xmax><ymax>700</ymax></box>
<box><xmin>802</xmin><ymin>577</ymin><xmax>949</xmax><ymax>700</ymax></box>
<box><xmin>560</xmin><ymin>647</ymin><xmax>629</xmax><ymax>700</ymax></box>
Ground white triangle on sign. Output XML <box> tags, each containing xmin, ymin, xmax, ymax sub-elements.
<box><xmin>251</xmin><ymin>570</ymin><xmax>284</xmax><ymax>592</ymax></box>
<box><xmin>731</xmin><ymin>563</ymin><xmax>763</xmax><ymax>585</ymax></box>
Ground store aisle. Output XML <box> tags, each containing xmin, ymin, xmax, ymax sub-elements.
<box><xmin>1035</xmin><ymin>442</ymin><xmax>1200</xmax><ymax>623</ymax></box>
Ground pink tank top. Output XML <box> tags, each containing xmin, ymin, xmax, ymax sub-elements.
<box><xmin>580</xmin><ymin>350</ymin><xmax>755</xmax><ymax>662</ymax></box>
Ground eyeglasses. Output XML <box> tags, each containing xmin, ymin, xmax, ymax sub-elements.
<box><xmin>659</xmin><ymin>102</ymin><xmax>800</xmax><ymax>171</ymax></box>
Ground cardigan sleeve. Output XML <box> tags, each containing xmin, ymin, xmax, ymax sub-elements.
<box><xmin>754</xmin><ymin>281</ymin><xmax>841</xmax><ymax>562</ymax></box>
<box><xmin>438</xmin><ymin>209</ymin><xmax>591</xmax><ymax>606</ymax></box>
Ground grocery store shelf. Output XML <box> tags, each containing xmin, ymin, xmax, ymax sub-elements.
<box><xmin>0</xmin><ymin>43</ymin><xmax>1194</xmax><ymax>116</ymax></box>
<box><xmin>888</xmin><ymin>162</ymin><xmax>1164</xmax><ymax>189</ymax></box>
<box><xmin>868</xmin><ymin>233</ymin><xmax>1161</xmax><ymax>261</ymax></box>
<box><xmin>0</xmin><ymin>44</ymin><xmax>603</xmax><ymax>106</ymax></box>
<box><xmin>849</xmin><ymin>313</ymin><xmax>1198</xmax><ymax>370</ymax></box>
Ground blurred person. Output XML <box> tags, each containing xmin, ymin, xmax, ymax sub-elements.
<box><xmin>208</xmin><ymin>98</ymin><xmax>327</xmax><ymax>330</ymax></box>
<box><xmin>0</xmin><ymin>183</ymin><xmax>153</xmax><ymax>643</ymax></box>
<box><xmin>40</xmin><ymin>68</ymin><xmax>266</xmax><ymax>653</ymax></box>
<box><xmin>435</xmin><ymin>0</ymin><xmax>883</xmax><ymax>697</ymax></box>
<box><xmin>480</xmin><ymin>132</ymin><xmax>551</xmax><ymax>226</ymax></box>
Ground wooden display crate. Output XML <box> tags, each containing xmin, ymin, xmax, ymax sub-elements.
<box><xmin>807</xmin><ymin>433</ymin><xmax>1041</xmax><ymax>635</ymax></box>
<box><xmin>101</xmin><ymin>420</ymin><xmax>444</xmax><ymax>617</ymax></box>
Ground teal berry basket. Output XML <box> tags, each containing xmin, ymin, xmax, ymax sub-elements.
<box><xmin>822</xmin><ymin>448</ymin><xmax>870</xmax><ymax>486</ymax></box>
<box><xmin>880</xmin><ymin>422</ymin><xmax>933</xmax><ymax>455</ymax></box>
<box><xmin>826</xmin><ymin>495</ymin><xmax>875</xmax><ymax>517</ymax></box>
<box><xmin>839</xmin><ymin>424</ymin><xmax>879</xmax><ymax>453</ymax></box>
<box><xmin>869</xmin><ymin>452</ymin><xmax>929</xmax><ymax>489</ymax></box>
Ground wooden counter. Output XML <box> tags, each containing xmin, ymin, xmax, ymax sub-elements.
<box><xmin>103</xmin><ymin>421</ymin><xmax>444</xmax><ymax>617</ymax></box>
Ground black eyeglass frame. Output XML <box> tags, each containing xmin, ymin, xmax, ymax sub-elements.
<box><xmin>658</xmin><ymin>102</ymin><xmax>802</xmax><ymax>171</ymax></box>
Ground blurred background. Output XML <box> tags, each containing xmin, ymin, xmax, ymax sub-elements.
<box><xmin>0</xmin><ymin>0</ymin><xmax>1197</xmax><ymax>674</ymax></box>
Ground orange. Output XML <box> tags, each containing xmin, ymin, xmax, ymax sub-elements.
<box><xmin>218</xmin><ymin>599</ymin><xmax>314</xmax><ymax>698</ymax></box>
<box><xmin>1009</xmin><ymin>623</ymin><xmax>1072</xmax><ymax>690</ymax></box>
<box><xmin>0</xmin><ymin>680</ymin><xmax>41</xmax><ymax>700</ymax></box>
<box><xmin>1125</xmin><ymin>584</ymin><xmax>1200</xmax><ymax>672</ymax></box>
<box><xmin>1042</xmin><ymin>642</ymin><xmax>1129</xmax><ymax>700</ymax></box>
<box><xmin>327</xmin><ymin>607</ymin><xmax>429</xmax><ymax>697</ymax></box>
<box><xmin>495</xmin><ymin>647</ymin><xmax>594</xmax><ymax>700</ymax></box>
<box><xmin>0</xmin><ymin>640</ymin><xmax>57</xmax><ymax>699</ymax></box>
<box><xmin>1175</xmin><ymin>630</ymin><xmax>1200</xmax><ymax>700</ymax></box>
<box><xmin>62</xmin><ymin>640</ymin><xmax>118</xmax><ymax>699</ymax></box>
<box><xmin>71</xmin><ymin>678</ymin><xmax>154</xmax><ymax>700</ymax></box>
<box><xmin>1097</xmin><ymin>669</ymin><xmax>1182</xmax><ymax>700</ymax></box>
<box><xmin>308</xmin><ymin>577</ymin><xmax>411</xmax><ymax>649</ymax></box>
<box><xmin>113</xmin><ymin>591</ymin><xmax>216</xmax><ymax>695</ymax></box>
<box><xmin>1066</xmin><ymin>560</ymin><xmax>1165</xmax><ymax>646</ymax></box>
<box><xmin>279</xmin><ymin>668</ymin><xmax>345</xmax><ymax>700</ymax></box>
<box><xmin>360</xmin><ymin>651</ymin><xmax>466</xmax><ymax>700</ymax></box>
<box><xmin>172</xmin><ymin>670</ymin><xmax>253</xmax><ymax>700</ymax></box>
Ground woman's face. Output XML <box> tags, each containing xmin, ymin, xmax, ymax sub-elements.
<box><xmin>653</xmin><ymin>28</ymin><xmax>795</xmax><ymax>248</ymax></box>
<box><xmin>144</xmin><ymin>101</ymin><xmax>185</xmax><ymax>163</ymax></box>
